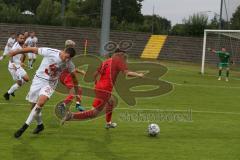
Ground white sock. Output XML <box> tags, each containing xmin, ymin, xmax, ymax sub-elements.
<box><xmin>28</xmin><ymin>60</ymin><xmax>31</xmax><ymax>67</ymax></box>
<box><xmin>7</xmin><ymin>83</ymin><xmax>20</xmax><ymax>94</ymax></box>
<box><xmin>35</xmin><ymin>112</ymin><xmax>43</xmax><ymax>125</ymax></box>
<box><xmin>25</xmin><ymin>104</ymin><xmax>41</xmax><ymax>125</ymax></box>
<box><xmin>30</xmin><ymin>59</ymin><xmax>34</xmax><ymax>67</ymax></box>
<box><xmin>21</xmin><ymin>79</ymin><xmax>26</xmax><ymax>85</ymax></box>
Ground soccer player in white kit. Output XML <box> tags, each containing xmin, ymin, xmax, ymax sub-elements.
<box><xmin>3</xmin><ymin>33</ymin><xmax>29</xmax><ymax>100</ymax></box>
<box><xmin>0</xmin><ymin>32</ymin><xmax>16</xmax><ymax>61</ymax></box>
<box><xmin>24</xmin><ymin>32</ymin><xmax>38</xmax><ymax>69</ymax></box>
<box><xmin>8</xmin><ymin>47</ymin><xmax>79</xmax><ymax>138</ymax></box>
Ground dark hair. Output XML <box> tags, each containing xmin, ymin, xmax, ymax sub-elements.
<box><xmin>65</xmin><ymin>47</ymin><xmax>76</xmax><ymax>58</ymax></box>
<box><xmin>17</xmin><ymin>33</ymin><xmax>24</xmax><ymax>37</ymax></box>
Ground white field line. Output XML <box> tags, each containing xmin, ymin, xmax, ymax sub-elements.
<box><xmin>166</xmin><ymin>68</ymin><xmax>240</xmax><ymax>89</ymax></box>
<box><xmin>1</xmin><ymin>102</ymin><xmax>240</xmax><ymax>116</ymax></box>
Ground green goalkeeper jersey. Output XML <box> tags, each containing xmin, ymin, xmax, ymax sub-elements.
<box><xmin>216</xmin><ymin>51</ymin><xmax>230</xmax><ymax>64</ymax></box>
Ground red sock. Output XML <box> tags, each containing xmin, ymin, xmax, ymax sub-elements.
<box><xmin>76</xmin><ymin>88</ymin><xmax>82</xmax><ymax>102</ymax></box>
<box><xmin>73</xmin><ymin>109</ymin><xmax>98</xmax><ymax>120</ymax></box>
<box><xmin>106</xmin><ymin>104</ymin><xmax>113</xmax><ymax>123</ymax></box>
<box><xmin>64</xmin><ymin>94</ymin><xmax>74</xmax><ymax>105</ymax></box>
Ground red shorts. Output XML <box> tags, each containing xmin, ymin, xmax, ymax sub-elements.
<box><xmin>92</xmin><ymin>82</ymin><xmax>112</xmax><ymax>109</ymax></box>
<box><xmin>61</xmin><ymin>76</ymin><xmax>74</xmax><ymax>89</ymax></box>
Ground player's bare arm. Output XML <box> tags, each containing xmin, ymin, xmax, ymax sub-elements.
<box><xmin>20</xmin><ymin>54</ymin><xmax>27</xmax><ymax>67</ymax></box>
<box><xmin>9</xmin><ymin>47</ymin><xmax>38</xmax><ymax>57</ymax></box>
<box><xmin>74</xmin><ymin>68</ymin><xmax>86</xmax><ymax>75</ymax></box>
<box><xmin>208</xmin><ymin>48</ymin><xmax>216</xmax><ymax>54</ymax></box>
<box><xmin>93</xmin><ymin>71</ymin><xmax>100</xmax><ymax>83</ymax></box>
<box><xmin>124</xmin><ymin>70</ymin><xmax>144</xmax><ymax>78</ymax></box>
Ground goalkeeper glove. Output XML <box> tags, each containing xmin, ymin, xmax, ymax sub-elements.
<box><xmin>207</xmin><ymin>48</ymin><xmax>212</xmax><ymax>51</ymax></box>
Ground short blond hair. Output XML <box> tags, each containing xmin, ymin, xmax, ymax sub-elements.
<box><xmin>65</xmin><ymin>40</ymin><xmax>76</xmax><ymax>48</ymax></box>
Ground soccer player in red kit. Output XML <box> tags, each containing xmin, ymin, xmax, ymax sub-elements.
<box><xmin>58</xmin><ymin>39</ymin><xmax>85</xmax><ymax>111</ymax></box>
<box><xmin>61</xmin><ymin>49</ymin><xmax>144</xmax><ymax>129</ymax></box>
<box><xmin>59</xmin><ymin>68</ymin><xmax>85</xmax><ymax>111</ymax></box>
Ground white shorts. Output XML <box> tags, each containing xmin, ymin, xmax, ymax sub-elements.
<box><xmin>28</xmin><ymin>53</ymin><xmax>37</xmax><ymax>59</ymax></box>
<box><xmin>3</xmin><ymin>46</ymin><xmax>10</xmax><ymax>56</ymax></box>
<box><xmin>8</xmin><ymin>66</ymin><xmax>27</xmax><ymax>81</ymax></box>
<box><xmin>26</xmin><ymin>76</ymin><xmax>58</xmax><ymax>103</ymax></box>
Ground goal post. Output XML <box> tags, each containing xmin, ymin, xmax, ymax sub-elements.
<box><xmin>201</xmin><ymin>29</ymin><xmax>240</xmax><ymax>74</ymax></box>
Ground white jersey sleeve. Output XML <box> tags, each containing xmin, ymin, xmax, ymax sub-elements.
<box><xmin>67</xmin><ymin>61</ymin><xmax>75</xmax><ymax>73</ymax></box>
<box><xmin>34</xmin><ymin>37</ymin><xmax>38</xmax><ymax>45</ymax></box>
<box><xmin>38</xmin><ymin>47</ymin><xmax>60</xmax><ymax>57</ymax></box>
<box><xmin>24</xmin><ymin>37</ymin><xmax>30</xmax><ymax>46</ymax></box>
<box><xmin>8</xmin><ymin>42</ymin><xmax>23</xmax><ymax>68</ymax></box>
<box><xmin>6</xmin><ymin>37</ymin><xmax>15</xmax><ymax>48</ymax></box>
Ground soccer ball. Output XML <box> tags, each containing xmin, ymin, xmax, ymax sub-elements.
<box><xmin>148</xmin><ymin>123</ymin><xmax>160</xmax><ymax>136</ymax></box>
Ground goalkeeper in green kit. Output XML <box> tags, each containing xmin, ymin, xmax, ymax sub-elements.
<box><xmin>208</xmin><ymin>47</ymin><xmax>231</xmax><ymax>81</ymax></box>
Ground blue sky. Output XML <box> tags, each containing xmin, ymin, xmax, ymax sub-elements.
<box><xmin>141</xmin><ymin>0</ymin><xmax>221</xmax><ymax>25</ymax></box>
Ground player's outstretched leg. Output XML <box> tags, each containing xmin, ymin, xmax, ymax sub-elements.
<box><xmin>218</xmin><ymin>67</ymin><xmax>222</xmax><ymax>80</ymax></box>
<box><xmin>33</xmin><ymin>104</ymin><xmax>44</xmax><ymax>135</ymax></box>
<box><xmin>106</xmin><ymin>122</ymin><xmax>117</xmax><ymax>129</ymax></box>
<box><xmin>14</xmin><ymin>96</ymin><xmax>47</xmax><ymax>138</ymax></box>
<box><xmin>65</xmin><ymin>88</ymin><xmax>84</xmax><ymax>111</ymax></box>
<box><xmin>33</xmin><ymin>123</ymin><xmax>44</xmax><ymax>134</ymax></box>
<box><xmin>4</xmin><ymin>83</ymin><xmax>19</xmax><ymax>100</ymax></box>
<box><xmin>61</xmin><ymin>108</ymin><xmax>102</xmax><ymax>125</ymax></box>
<box><xmin>4</xmin><ymin>75</ymin><xmax>29</xmax><ymax>100</ymax></box>
<box><xmin>105</xmin><ymin>97</ymin><xmax>117</xmax><ymax>129</ymax></box>
<box><xmin>32</xmin><ymin>58</ymin><xmax>36</xmax><ymax>68</ymax></box>
<box><xmin>14</xmin><ymin>104</ymin><xmax>41</xmax><ymax>138</ymax></box>
<box><xmin>14</xmin><ymin>123</ymin><xmax>29</xmax><ymax>138</ymax></box>
<box><xmin>226</xmin><ymin>68</ymin><xmax>229</xmax><ymax>82</ymax></box>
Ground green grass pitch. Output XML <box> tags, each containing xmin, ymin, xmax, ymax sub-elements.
<box><xmin>0</xmin><ymin>54</ymin><xmax>240</xmax><ymax>160</ymax></box>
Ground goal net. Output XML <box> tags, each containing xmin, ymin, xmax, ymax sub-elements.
<box><xmin>201</xmin><ymin>29</ymin><xmax>240</xmax><ymax>74</ymax></box>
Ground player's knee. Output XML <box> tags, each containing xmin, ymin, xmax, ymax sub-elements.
<box><xmin>108</xmin><ymin>99</ymin><xmax>114</xmax><ymax>106</ymax></box>
<box><xmin>17</xmin><ymin>80</ymin><xmax>23</xmax><ymax>86</ymax></box>
<box><xmin>109</xmin><ymin>96</ymin><xmax>116</xmax><ymax>106</ymax></box>
<box><xmin>93</xmin><ymin>109</ymin><xmax>101</xmax><ymax>117</ymax></box>
<box><xmin>37</xmin><ymin>96</ymin><xmax>49</xmax><ymax>107</ymax></box>
<box><xmin>95</xmin><ymin>106</ymin><xmax>104</xmax><ymax>113</ymax></box>
<box><xmin>23</xmin><ymin>76</ymin><xmax>29</xmax><ymax>82</ymax></box>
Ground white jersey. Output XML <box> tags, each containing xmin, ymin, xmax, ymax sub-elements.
<box><xmin>36</xmin><ymin>47</ymin><xmax>75</xmax><ymax>82</ymax></box>
<box><xmin>25</xmin><ymin>36</ymin><xmax>38</xmax><ymax>47</ymax></box>
<box><xmin>5</xmin><ymin>37</ymin><xmax>15</xmax><ymax>49</ymax></box>
<box><xmin>3</xmin><ymin>37</ymin><xmax>15</xmax><ymax>55</ymax></box>
<box><xmin>8</xmin><ymin>42</ymin><xmax>23</xmax><ymax>69</ymax></box>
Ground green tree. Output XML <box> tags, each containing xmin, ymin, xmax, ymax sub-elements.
<box><xmin>0</xmin><ymin>2</ymin><xmax>23</xmax><ymax>23</ymax></box>
<box><xmin>170</xmin><ymin>24</ymin><xmax>186</xmax><ymax>36</ymax></box>
<box><xmin>3</xmin><ymin>0</ymin><xmax>41</xmax><ymax>13</ymax></box>
<box><xmin>183</xmin><ymin>13</ymin><xmax>208</xmax><ymax>36</ymax></box>
<box><xmin>208</xmin><ymin>14</ymin><xmax>219</xmax><ymax>29</ymax></box>
<box><xmin>36</xmin><ymin>0</ymin><xmax>61</xmax><ymax>25</ymax></box>
<box><xmin>231</xmin><ymin>5</ymin><xmax>240</xmax><ymax>29</ymax></box>
<box><xmin>138</xmin><ymin>15</ymin><xmax>171</xmax><ymax>34</ymax></box>
<box><xmin>111</xmin><ymin>0</ymin><xmax>143</xmax><ymax>24</ymax></box>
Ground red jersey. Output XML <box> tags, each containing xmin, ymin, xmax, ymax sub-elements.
<box><xmin>60</xmin><ymin>69</ymin><xmax>73</xmax><ymax>88</ymax></box>
<box><xmin>95</xmin><ymin>56</ymin><xmax>127</xmax><ymax>91</ymax></box>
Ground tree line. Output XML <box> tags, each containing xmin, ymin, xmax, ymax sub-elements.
<box><xmin>0</xmin><ymin>0</ymin><xmax>239</xmax><ymax>36</ymax></box>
